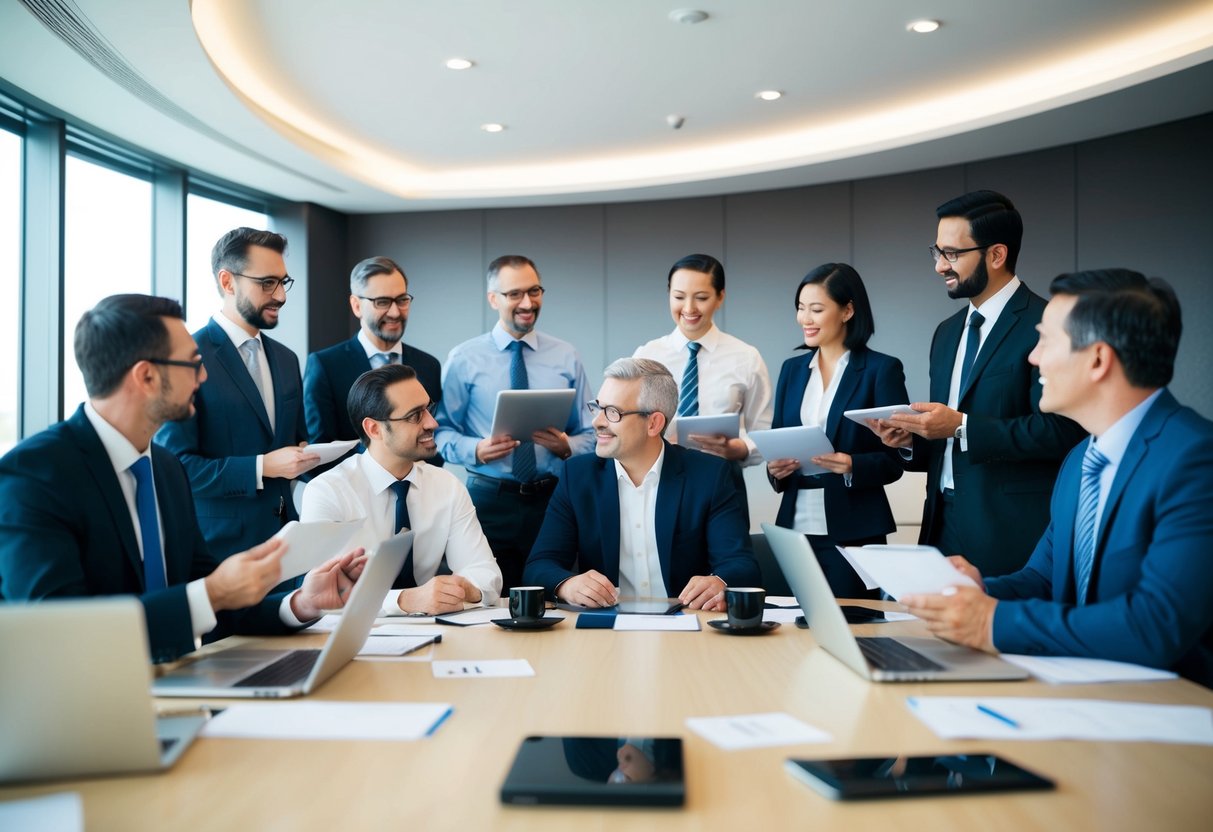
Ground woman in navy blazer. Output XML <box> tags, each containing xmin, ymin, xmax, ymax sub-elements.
<box><xmin>767</xmin><ymin>263</ymin><xmax>909</xmax><ymax>597</ymax></box>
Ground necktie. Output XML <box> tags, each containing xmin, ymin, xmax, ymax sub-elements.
<box><xmin>1073</xmin><ymin>442</ymin><xmax>1111</xmax><ymax>604</ymax></box>
<box><xmin>370</xmin><ymin>352</ymin><xmax>400</xmax><ymax>369</ymax></box>
<box><xmin>129</xmin><ymin>457</ymin><xmax>166</xmax><ymax>592</ymax></box>
<box><xmin>958</xmin><ymin>310</ymin><xmax>985</xmax><ymax>394</ymax></box>
<box><xmin>239</xmin><ymin>338</ymin><xmax>269</xmax><ymax>410</ymax></box>
<box><xmin>677</xmin><ymin>341</ymin><xmax>701</xmax><ymax>417</ymax></box>
<box><xmin>508</xmin><ymin>340</ymin><xmax>537</xmax><ymax>483</ymax></box>
<box><xmin>389</xmin><ymin>480</ymin><xmax>417</xmax><ymax>589</ymax></box>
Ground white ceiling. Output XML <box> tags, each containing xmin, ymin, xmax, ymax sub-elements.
<box><xmin>2</xmin><ymin>0</ymin><xmax>1212</xmax><ymax>213</ymax></box>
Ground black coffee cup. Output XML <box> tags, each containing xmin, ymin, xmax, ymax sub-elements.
<box><xmin>509</xmin><ymin>586</ymin><xmax>546</xmax><ymax>622</ymax></box>
<box><xmin>725</xmin><ymin>587</ymin><xmax>766</xmax><ymax>629</ymax></box>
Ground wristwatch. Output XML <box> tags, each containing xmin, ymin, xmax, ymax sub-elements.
<box><xmin>954</xmin><ymin>424</ymin><xmax>966</xmax><ymax>441</ymax></box>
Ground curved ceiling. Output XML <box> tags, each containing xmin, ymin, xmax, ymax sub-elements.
<box><xmin>3</xmin><ymin>0</ymin><xmax>1213</xmax><ymax>212</ymax></box>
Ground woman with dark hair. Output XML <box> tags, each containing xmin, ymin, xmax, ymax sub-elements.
<box><xmin>766</xmin><ymin>263</ymin><xmax>908</xmax><ymax>597</ymax></box>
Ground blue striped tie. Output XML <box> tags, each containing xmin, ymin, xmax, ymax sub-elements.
<box><xmin>677</xmin><ymin>341</ymin><xmax>701</xmax><ymax>417</ymax></box>
<box><xmin>508</xmin><ymin>341</ymin><xmax>537</xmax><ymax>482</ymax></box>
<box><xmin>1073</xmin><ymin>442</ymin><xmax>1111</xmax><ymax>604</ymax></box>
<box><xmin>958</xmin><ymin>310</ymin><xmax>985</xmax><ymax>394</ymax></box>
<box><xmin>129</xmin><ymin>457</ymin><xmax>166</xmax><ymax>592</ymax></box>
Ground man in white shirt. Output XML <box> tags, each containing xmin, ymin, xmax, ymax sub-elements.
<box><xmin>302</xmin><ymin>364</ymin><xmax>502</xmax><ymax>614</ymax></box>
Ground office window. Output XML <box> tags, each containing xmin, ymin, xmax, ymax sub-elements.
<box><xmin>63</xmin><ymin>154</ymin><xmax>153</xmax><ymax>415</ymax></box>
<box><xmin>185</xmin><ymin>193</ymin><xmax>268</xmax><ymax>335</ymax></box>
<box><xmin>0</xmin><ymin>127</ymin><xmax>21</xmax><ymax>453</ymax></box>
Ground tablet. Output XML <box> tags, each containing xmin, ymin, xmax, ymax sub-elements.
<box><xmin>842</xmin><ymin>405</ymin><xmax>918</xmax><ymax>425</ymax></box>
<box><xmin>274</xmin><ymin>520</ymin><xmax>362</xmax><ymax>580</ymax></box>
<box><xmin>674</xmin><ymin>412</ymin><xmax>741</xmax><ymax>443</ymax></box>
<box><xmin>490</xmin><ymin>389</ymin><xmax>577</xmax><ymax>439</ymax></box>
<box><xmin>556</xmin><ymin>598</ymin><xmax>684</xmax><ymax>615</ymax></box>
<box><xmin>501</xmin><ymin>736</ymin><xmax>685</xmax><ymax>806</ymax></box>
<box><xmin>785</xmin><ymin>754</ymin><xmax>1054</xmax><ymax>800</ymax></box>
<box><xmin>748</xmin><ymin>426</ymin><xmax>835</xmax><ymax>475</ymax></box>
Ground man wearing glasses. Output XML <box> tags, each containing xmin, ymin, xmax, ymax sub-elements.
<box><xmin>523</xmin><ymin>358</ymin><xmax>758</xmax><ymax>609</ymax></box>
<box><xmin>303</xmin><ymin>256</ymin><xmax>442</xmax><ymax>462</ymax></box>
<box><xmin>873</xmin><ymin>191</ymin><xmax>1084</xmax><ymax>576</ymax></box>
<box><xmin>435</xmin><ymin>255</ymin><xmax>595</xmax><ymax>592</ymax></box>
<box><xmin>157</xmin><ymin>228</ymin><xmax>318</xmax><ymax>564</ymax></box>
<box><xmin>302</xmin><ymin>364</ymin><xmax>501</xmax><ymax>614</ymax></box>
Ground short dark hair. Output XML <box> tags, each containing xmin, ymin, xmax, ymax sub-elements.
<box><xmin>667</xmin><ymin>254</ymin><xmax>725</xmax><ymax>293</ymax></box>
<box><xmin>1049</xmin><ymin>269</ymin><xmax>1181</xmax><ymax>389</ymax></box>
<box><xmin>211</xmin><ymin>227</ymin><xmax>288</xmax><ymax>291</ymax></box>
<box><xmin>350</xmin><ymin>256</ymin><xmax>407</xmax><ymax>295</ymax></box>
<box><xmin>936</xmin><ymin>190</ymin><xmax>1023</xmax><ymax>274</ymax></box>
<box><xmin>74</xmin><ymin>294</ymin><xmax>184</xmax><ymax>398</ymax></box>
<box><xmin>794</xmin><ymin>263</ymin><xmax>876</xmax><ymax>351</ymax></box>
<box><xmin>487</xmin><ymin>255</ymin><xmax>539</xmax><ymax>292</ymax></box>
<box><xmin>346</xmin><ymin>363</ymin><xmax>419</xmax><ymax>445</ymax></box>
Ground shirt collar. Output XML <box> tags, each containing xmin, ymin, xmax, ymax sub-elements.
<box><xmin>1091</xmin><ymin>388</ymin><xmax>1164</xmax><ymax>466</ymax></box>
<box><xmin>613</xmin><ymin>442</ymin><xmax>666</xmax><ymax>487</ymax></box>
<box><xmin>671</xmin><ymin>323</ymin><xmax>721</xmax><ymax>352</ymax></box>
<box><xmin>359</xmin><ymin>450</ymin><xmax>422</xmax><ymax>497</ymax></box>
<box><xmin>808</xmin><ymin>349</ymin><xmax>850</xmax><ymax>372</ymax></box>
<box><xmin>83</xmin><ymin>401</ymin><xmax>148</xmax><ymax>474</ymax></box>
<box><xmin>357</xmin><ymin>328</ymin><xmax>403</xmax><ymax>361</ymax></box>
<box><xmin>969</xmin><ymin>275</ymin><xmax>1021</xmax><ymax>322</ymax></box>
<box><xmin>213</xmin><ymin>312</ymin><xmax>262</xmax><ymax>351</ymax></box>
<box><xmin>492</xmin><ymin>321</ymin><xmax>539</xmax><ymax>352</ymax></box>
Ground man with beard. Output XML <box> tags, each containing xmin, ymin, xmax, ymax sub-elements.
<box><xmin>875</xmin><ymin>191</ymin><xmax>1085</xmax><ymax>576</ymax></box>
<box><xmin>301</xmin><ymin>364</ymin><xmax>501</xmax><ymax>614</ymax></box>
<box><xmin>157</xmin><ymin>228</ymin><xmax>318</xmax><ymax>563</ymax></box>
<box><xmin>303</xmin><ymin>256</ymin><xmax>442</xmax><ymax>465</ymax></box>
<box><xmin>0</xmin><ymin>295</ymin><xmax>365</xmax><ymax>663</ymax></box>
<box><xmin>435</xmin><ymin>255</ymin><xmax>595</xmax><ymax>591</ymax></box>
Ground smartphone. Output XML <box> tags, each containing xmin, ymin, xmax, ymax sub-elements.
<box><xmin>785</xmin><ymin>754</ymin><xmax>1055</xmax><ymax>800</ymax></box>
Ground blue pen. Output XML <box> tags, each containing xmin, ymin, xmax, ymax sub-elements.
<box><xmin>977</xmin><ymin>703</ymin><xmax>1021</xmax><ymax>729</ymax></box>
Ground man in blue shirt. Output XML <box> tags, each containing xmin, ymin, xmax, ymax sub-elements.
<box><xmin>435</xmin><ymin>255</ymin><xmax>595</xmax><ymax>590</ymax></box>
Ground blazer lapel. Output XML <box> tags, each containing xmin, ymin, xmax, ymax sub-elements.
<box><xmin>1053</xmin><ymin>442</ymin><xmax>1084</xmax><ymax>602</ymax></box>
<box><xmin>69</xmin><ymin>410</ymin><xmax>145</xmax><ymax>587</ymax></box>
<box><xmin>655</xmin><ymin>446</ymin><xmax>684</xmax><ymax>593</ymax></box>
<box><xmin>932</xmin><ymin>311</ymin><xmax>966</xmax><ymax>402</ymax></box>
<box><xmin>206</xmin><ymin>321</ymin><xmax>272</xmax><ymax>436</ymax></box>
<box><xmin>1094</xmin><ymin>393</ymin><xmax>1174</xmax><ymax>560</ymax></box>
<box><xmin>959</xmin><ymin>284</ymin><xmax>1027</xmax><ymax>402</ymax></box>
<box><xmin>826</xmin><ymin>350</ymin><xmax>864</xmax><ymax>442</ymax></box>
<box><xmin>782</xmin><ymin>353</ymin><xmax>812</xmax><ymax>428</ymax></box>
<box><xmin>598</xmin><ymin>460</ymin><xmax>622</xmax><ymax>582</ymax></box>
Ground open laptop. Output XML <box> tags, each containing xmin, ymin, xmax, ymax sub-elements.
<box><xmin>153</xmin><ymin>530</ymin><xmax>411</xmax><ymax>698</ymax></box>
<box><xmin>0</xmin><ymin>598</ymin><xmax>207</xmax><ymax>782</ymax></box>
<box><xmin>762</xmin><ymin>524</ymin><xmax>1027</xmax><ymax>682</ymax></box>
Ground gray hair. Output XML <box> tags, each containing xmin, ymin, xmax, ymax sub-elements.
<box><xmin>486</xmin><ymin>255</ymin><xmax>539</xmax><ymax>292</ymax></box>
<box><xmin>350</xmin><ymin>256</ymin><xmax>407</xmax><ymax>295</ymax></box>
<box><xmin>602</xmin><ymin>357</ymin><xmax>677</xmax><ymax>425</ymax></box>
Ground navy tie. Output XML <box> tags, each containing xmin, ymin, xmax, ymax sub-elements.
<box><xmin>677</xmin><ymin>341</ymin><xmax>701</xmax><ymax>417</ymax></box>
<box><xmin>958</xmin><ymin>310</ymin><xmax>985</xmax><ymax>394</ymax></box>
<box><xmin>389</xmin><ymin>479</ymin><xmax>417</xmax><ymax>589</ymax></box>
<box><xmin>129</xmin><ymin>457</ymin><xmax>166</xmax><ymax>592</ymax></box>
<box><xmin>509</xmin><ymin>340</ymin><xmax>538</xmax><ymax>482</ymax></box>
<box><xmin>1073</xmin><ymin>442</ymin><xmax>1111</xmax><ymax>604</ymax></box>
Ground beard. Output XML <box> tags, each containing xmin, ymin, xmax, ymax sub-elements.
<box><xmin>509</xmin><ymin>306</ymin><xmax>540</xmax><ymax>335</ymax></box>
<box><xmin>369</xmin><ymin>312</ymin><xmax>406</xmax><ymax>345</ymax></box>
<box><xmin>947</xmin><ymin>257</ymin><xmax>990</xmax><ymax>300</ymax></box>
<box><xmin>237</xmin><ymin>290</ymin><xmax>281</xmax><ymax>330</ymax></box>
<box><xmin>149</xmin><ymin>375</ymin><xmax>194</xmax><ymax>424</ymax></box>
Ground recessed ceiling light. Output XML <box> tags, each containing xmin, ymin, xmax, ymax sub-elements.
<box><xmin>668</xmin><ymin>9</ymin><xmax>709</xmax><ymax>25</ymax></box>
<box><xmin>907</xmin><ymin>20</ymin><xmax>941</xmax><ymax>34</ymax></box>
<box><xmin>480</xmin><ymin>123</ymin><xmax>506</xmax><ymax>133</ymax></box>
<box><xmin>445</xmin><ymin>58</ymin><xmax>474</xmax><ymax>70</ymax></box>
<box><xmin>755</xmin><ymin>90</ymin><xmax>783</xmax><ymax>101</ymax></box>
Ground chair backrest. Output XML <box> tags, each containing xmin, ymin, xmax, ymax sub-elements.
<box><xmin>749</xmin><ymin>531</ymin><xmax>792</xmax><ymax>596</ymax></box>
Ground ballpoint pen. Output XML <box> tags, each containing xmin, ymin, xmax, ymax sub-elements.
<box><xmin>976</xmin><ymin>703</ymin><xmax>1021</xmax><ymax>729</ymax></box>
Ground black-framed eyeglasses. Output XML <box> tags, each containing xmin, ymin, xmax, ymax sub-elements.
<box><xmin>498</xmin><ymin>285</ymin><xmax>545</xmax><ymax>303</ymax></box>
<box><xmin>358</xmin><ymin>294</ymin><xmax>413</xmax><ymax>311</ymax></box>
<box><xmin>587</xmin><ymin>401</ymin><xmax>652</xmax><ymax>423</ymax></box>
<box><xmin>232</xmin><ymin>272</ymin><xmax>295</xmax><ymax>293</ymax></box>
<box><xmin>379</xmin><ymin>402</ymin><xmax>435</xmax><ymax>425</ymax></box>
<box><xmin>144</xmin><ymin>357</ymin><xmax>205</xmax><ymax>378</ymax></box>
<box><xmin>928</xmin><ymin>245</ymin><xmax>988</xmax><ymax>264</ymax></box>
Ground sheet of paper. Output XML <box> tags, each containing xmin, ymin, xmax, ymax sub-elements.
<box><xmin>0</xmin><ymin>792</ymin><xmax>83</xmax><ymax>832</ymax></box>
<box><xmin>834</xmin><ymin>545</ymin><xmax>880</xmax><ymax>590</ymax></box>
<box><xmin>748</xmin><ymin>426</ymin><xmax>835</xmax><ymax>475</ymax></box>
<box><xmin>357</xmin><ymin>635</ymin><xmax>439</xmax><ymax>657</ymax></box>
<box><xmin>842</xmin><ymin>404</ymin><xmax>917</xmax><ymax>425</ymax></box>
<box><xmin>306</xmin><ymin>614</ymin><xmax>398</xmax><ymax>633</ymax></box>
<box><xmin>435</xmin><ymin>607</ymin><xmax>513</xmax><ymax>626</ymax></box>
<box><xmin>675</xmin><ymin>411</ymin><xmax>741</xmax><ymax>442</ymax></box>
<box><xmin>274</xmin><ymin>520</ymin><xmax>362</xmax><ymax>580</ymax></box>
<box><xmin>432</xmin><ymin>659</ymin><xmax>535</xmax><ymax>678</ymax></box>
<box><xmin>765</xmin><ymin>595</ymin><xmax>799</xmax><ymax>607</ymax></box>
<box><xmin>841</xmin><ymin>545</ymin><xmax>977</xmax><ymax>600</ymax></box>
<box><xmin>686</xmin><ymin>712</ymin><xmax>832</xmax><ymax>750</ymax></box>
<box><xmin>613</xmin><ymin>613</ymin><xmax>701</xmax><ymax>631</ymax></box>
<box><xmin>304</xmin><ymin>439</ymin><xmax>361</xmax><ymax>466</ymax></box>
<box><xmin>907</xmin><ymin>696</ymin><xmax>1213</xmax><ymax>744</ymax></box>
<box><xmin>763</xmin><ymin>608</ymin><xmax>803</xmax><ymax>624</ymax></box>
<box><xmin>202</xmin><ymin>701</ymin><xmax>453</xmax><ymax>741</ymax></box>
<box><xmin>370</xmin><ymin>624</ymin><xmax>445</xmax><ymax>637</ymax></box>
<box><xmin>1001</xmin><ymin>655</ymin><xmax>1179</xmax><ymax>684</ymax></box>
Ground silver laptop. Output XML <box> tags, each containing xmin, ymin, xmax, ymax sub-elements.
<box><xmin>762</xmin><ymin>524</ymin><xmax>1027</xmax><ymax>682</ymax></box>
<box><xmin>153</xmin><ymin>530</ymin><xmax>411</xmax><ymax>698</ymax></box>
<box><xmin>0</xmin><ymin>598</ymin><xmax>207</xmax><ymax>782</ymax></box>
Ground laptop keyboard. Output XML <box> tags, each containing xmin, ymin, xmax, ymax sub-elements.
<box><xmin>857</xmin><ymin>638</ymin><xmax>946</xmax><ymax>673</ymax></box>
<box><xmin>233</xmin><ymin>650</ymin><xmax>322</xmax><ymax>688</ymax></box>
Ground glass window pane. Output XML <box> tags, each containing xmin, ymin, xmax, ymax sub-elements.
<box><xmin>63</xmin><ymin>155</ymin><xmax>153</xmax><ymax>415</ymax></box>
<box><xmin>185</xmin><ymin>193</ymin><xmax>268</xmax><ymax>335</ymax></box>
<box><xmin>0</xmin><ymin>128</ymin><xmax>21</xmax><ymax>453</ymax></box>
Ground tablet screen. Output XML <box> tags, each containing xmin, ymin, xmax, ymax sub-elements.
<box><xmin>501</xmin><ymin>736</ymin><xmax>685</xmax><ymax>806</ymax></box>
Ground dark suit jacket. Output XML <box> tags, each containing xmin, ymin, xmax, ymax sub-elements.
<box><xmin>0</xmin><ymin>407</ymin><xmax>291</xmax><ymax>662</ymax></box>
<box><xmin>155</xmin><ymin>318</ymin><xmax>307</xmax><ymax>560</ymax></box>
<box><xmin>523</xmin><ymin>442</ymin><xmax>760</xmax><ymax>597</ymax></box>
<box><xmin>907</xmin><ymin>282</ymin><xmax>1086</xmax><ymax>575</ymax></box>
<box><xmin>770</xmin><ymin>347</ymin><xmax>907</xmax><ymax>541</ymax></box>
<box><xmin>986</xmin><ymin>391</ymin><xmax>1213</xmax><ymax>687</ymax></box>
<box><xmin>303</xmin><ymin>335</ymin><xmax>442</xmax><ymax>446</ymax></box>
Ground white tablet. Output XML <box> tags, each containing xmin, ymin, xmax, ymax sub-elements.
<box><xmin>490</xmin><ymin>389</ymin><xmax>577</xmax><ymax>438</ymax></box>
<box><xmin>842</xmin><ymin>405</ymin><xmax>918</xmax><ymax>425</ymax></box>
<box><xmin>674</xmin><ymin>412</ymin><xmax>741</xmax><ymax>443</ymax></box>
<box><xmin>748</xmin><ymin>426</ymin><xmax>836</xmax><ymax>475</ymax></box>
<box><xmin>274</xmin><ymin>520</ymin><xmax>363</xmax><ymax>580</ymax></box>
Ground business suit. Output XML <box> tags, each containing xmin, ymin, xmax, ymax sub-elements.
<box><xmin>523</xmin><ymin>442</ymin><xmax>760</xmax><ymax>597</ymax></box>
<box><xmin>908</xmin><ymin>282</ymin><xmax>1086</xmax><ymax>575</ymax></box>
<box><xmin>985</xmin><ymin>391</ymin><xmax>1213</xmax><ymax>687</ymax></box>
<box><xmin>0</xmin><ymin>407</ymin><xmax>290</xmax><ymax>663</ymax></box>
<box><xmin>156</xmin><ymin>317</ymin><xmax>307</xmax><ymax>561</ymax></box>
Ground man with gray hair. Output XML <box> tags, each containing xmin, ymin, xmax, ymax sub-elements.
<box><xmin>524</xmin><ymin>358</ymin><xmax>759</xmax><ymax>610</ymax></box>
<box><xmin>303</xmin><ymin>255</ymin><xmax>442</xmax><ymax>452</ymax></box>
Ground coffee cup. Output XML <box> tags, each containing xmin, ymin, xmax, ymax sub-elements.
<box><xmin>725</xmin><ymin>587</ymin><xmax>766</xmax><ymax>629</ymax></box>
<box><xmin>509</xmin><ymin>586</ymin><xmax>546</xmax><ymax>622</ymax></box>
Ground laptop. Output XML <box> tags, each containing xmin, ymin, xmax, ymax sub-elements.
<box><xmin>762</xmin><ymin>524</ymin><xmax>1027</xmax><ymax>682</ymax></box>
<box><xmin>0</xmin><ymin>598</ymin><xmax>207</xmax><ymax>782</ymax></box>
<box><xmin>153</xmin><ymin>530</ymin><xmax>411</xmax><ymax>698</ymax></box>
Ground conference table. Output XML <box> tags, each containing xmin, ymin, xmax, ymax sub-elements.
<box><xmin>3</xmin><ymin>603</ymin><xmax>1212</xmax><ymax>830</ymax></box>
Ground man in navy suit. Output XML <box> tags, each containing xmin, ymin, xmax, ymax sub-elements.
<box><xmin>0</xmin><ymin>295</ymin><xmax>362</xmax><ymax>663</ymax></box>
<box><xmin>524</xmin><ymin>358</ymin><xmax>759</xmax><ymax>610</ymax></box>
<box><xmin>880</xmin><ymin>191</ymin><xmax>1085</xmax><ymax>575</ymax></box>
<box><xmin>903</xmin><ymin>270</ymin><xmax>1213</xmax><ymax>687</ymax></box>
<box><xmin>303</xmin><ymin>256</ymin><xmax>442</xmax><ymax>459</ymax></box>
<box><xmin>157</xmin><ymin>228</ymin><xmax>319</xmax><ymax>561</ymax></box>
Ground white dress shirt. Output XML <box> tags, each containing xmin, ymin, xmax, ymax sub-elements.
<box><xmin>792</xmin><ymin>350</ymin><xmax>850</xmax><ymax>535</ymax></box>
<box><xmin>301</xmin><ymin>451</ymin><xmax>503</xmax><ymax>613</ymax></box>
<box><xmin>633</xmin><ymin>325</ymin><xmax>773</xmax><ymax>466</ymax></box>
<box><xmin>213</xmin><ymin>312</ymin><xmax>276</xmax><ymax>489</ymax></box>
<box><xmin>614</xmin><ymin>445</ymin><xmax>666</xmax><ymax>598</ymax></box>
<box><xmin>357</xmin><ymin>328</ymin><xmax>403</xmax><ymax>364</ymax></box>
